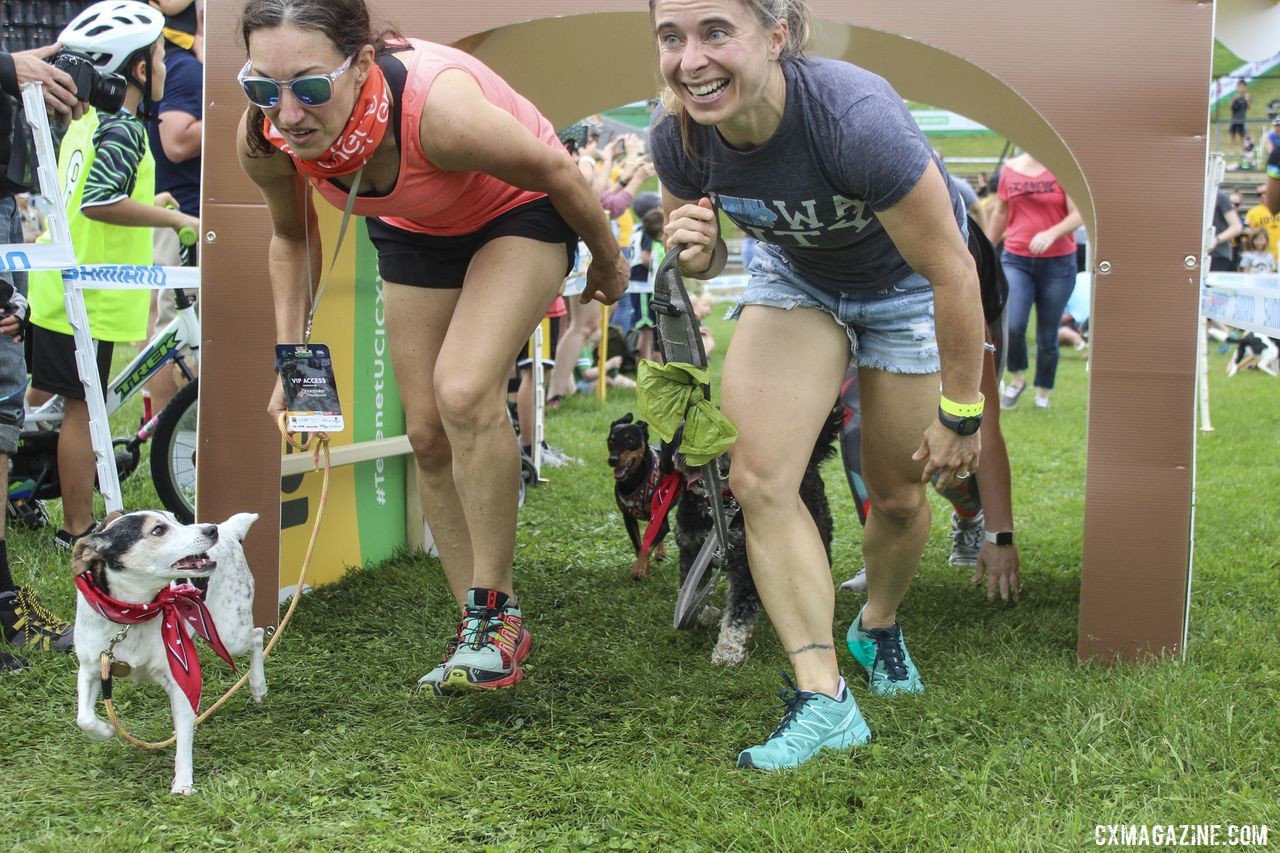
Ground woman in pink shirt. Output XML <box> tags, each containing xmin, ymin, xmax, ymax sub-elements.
<box><xmin>236</xmin><ymin>0</ymin><xmax>628</xmax><ymax>695</ymax></box>
<box><xmin>986</xmin><ymin>152</ymin><xmax>1083</xmax><ymax>409</ymax></box>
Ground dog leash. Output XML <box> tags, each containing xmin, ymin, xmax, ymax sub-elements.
<box><xmin>648</xmin><ymin>244</ymin><xmax>738</xmax><ymax>629</ymax></box>
<box><xmin>98</xmin><ymin>420</ymin><xmax>332</xmax><ymax>749</ymax></box>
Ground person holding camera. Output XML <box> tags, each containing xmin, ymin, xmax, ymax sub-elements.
<box><xmin>0</xmin><ymin>38</ymin><xmax>87</xmax><ymax>669</ymax></box>
<box><xmin>25</xmin><ymin>1</ymin><xmax>197</xmax><ymax>555</ymax></box>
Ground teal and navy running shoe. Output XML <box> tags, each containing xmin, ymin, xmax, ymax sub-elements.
<box><xmin>429</xmin><ymin>588</ymin><xmax>531</xmax><ymax>694</ymax></box>
<box><xmin>846</xmin><ymin>605</ymin><xmax>924</xmax><ymax>696</ymax></box>
<box><xmin>737</xmin><ymin>672</ymin><xmax>871</xmax><ymax>771</ymax></box>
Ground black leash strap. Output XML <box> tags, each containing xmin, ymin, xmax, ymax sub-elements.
<box><xmin>652</xmin><ymin>246</ymin><xmax>737</xmax><ymax>629</ymax></box>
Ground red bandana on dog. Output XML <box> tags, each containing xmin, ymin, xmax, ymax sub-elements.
<box><xmin>263</xmin><ymin>62</ymin><xmax>391</xmax><ymax>178</ymax></box>
<box><xmin>74</xmin><ymin>572</ymin><xmax>236</xmax><ymax>713</ymax></box>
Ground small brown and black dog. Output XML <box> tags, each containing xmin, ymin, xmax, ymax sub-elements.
<box><xmin>607</xmin><ymin>413</ymin><xmax>675</xmax><ymax>579</ymax></box>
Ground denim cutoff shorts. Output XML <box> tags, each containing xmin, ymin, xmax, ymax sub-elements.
<box><xmin>728</xmin><ymin>242</ymin><xmax>941</xmax><ymax>374</ymax></box>
<box><xmin>0</xmin><ymin>195</ymin><xmax>26</xmax><ymax>454</ymax></box>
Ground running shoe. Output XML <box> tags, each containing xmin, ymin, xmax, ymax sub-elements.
<box><xmin>414</xmin><ymin>616</ymin><xmax>464</xmax><ymax>695</ymax></box>
<box><xmin>948</xmin><ymin>510</ymin><xmax>985</xmax><ymax>567</ymax></box>
<box><xmin>432</xmin><ymin>588</ymin><xmax>531</xmax><ymax>693</ymax></box>
<box><xmin>839</xmin><ymin>564</ymin><xmax>868</xmax><ymax>594</ymax></box>
<box><xmin>999</xmin><ymin>382</ymin><xmax>1025</xmax><ymax>410</ymax></box>
<box><xmin>0</xmin><ymin>588</ymin><xmax>74</xmax><ymax>653</ymax></box>
<box><xmin>539</xmin><ymin>442</ymin><xmax>578</xmax><ymax>468</ymax></box>
<box><xmin>846</xmin><ymin>605</ymin><xmax>923</xmax><ymax>696</ymax></box>
<box><xmin>52</xmin><ymin>522</ymin><xmax>98</xmax><ymax>552</ymax></box>
<box><xmin>737</xmin><ymin>672</ymin><xmax>870</xmax><ymax>771</ymax></box>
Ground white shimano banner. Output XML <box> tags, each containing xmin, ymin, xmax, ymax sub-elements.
<box><xmin>0</xmin><ymin>241</ymin><xmax>77</xmax><ymax>271</ymax></box>
<box><xmin>60</xmin><ymin>264</ymin><xmax>201</xmax><ymax>291</ymax></box>
<box><xmin>1203</xmin><ymin>272</ymin><xmax>1280</xmax><ymax>338</ymax></box>
<box><xmin>0</xmin><ymin>248</ymin><xmax>200</xmax><ymax>291</ymax></box>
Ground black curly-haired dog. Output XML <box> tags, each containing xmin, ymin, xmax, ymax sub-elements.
<box><xmin>676</xmin><ymin>408</ymin><xmax>840</xmax><ymax>665</ymax></box>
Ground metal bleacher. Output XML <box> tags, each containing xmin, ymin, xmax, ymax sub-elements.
<box><xmin>2</xmin><ymin>1</ymin><xmax>98</xmax><ymax>53</ymax></box>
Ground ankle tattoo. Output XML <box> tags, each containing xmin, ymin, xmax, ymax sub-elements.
<box><xmin>786</xmin><ymin>642</ymin><xmax>834</xmax><ymax>656</ymax></box>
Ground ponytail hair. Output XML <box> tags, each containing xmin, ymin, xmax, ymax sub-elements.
<box><xmin>649</xmin><ymin>0</ymin><xmax>811</xmax><ymax>162</ymax></box>
<box><xmin>748</xmin><ymin>0</ymin><xmax>811</xmax><ymax>61</ymax></box>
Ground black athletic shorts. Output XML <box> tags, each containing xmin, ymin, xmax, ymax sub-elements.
<box><xmin>27</xmin><ymin>325</ymin><xmax>114</xmax><ymax>401</ymax></box>
<box><xmin>366</xmin><ymin>197</ymin><xmax>577</xmax><ymax>288</ymax></box>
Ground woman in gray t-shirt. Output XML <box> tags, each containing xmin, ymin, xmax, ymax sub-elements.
<box><xmin>648</xmin><ymin>0</ymin><xmax>987</xmax><ymax>770</ymax></box>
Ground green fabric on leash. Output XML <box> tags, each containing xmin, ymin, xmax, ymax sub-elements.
<box><xmin>635</xmin><ymin>360</ymin><xmax>738</xmax><ymax>466</ymax></box>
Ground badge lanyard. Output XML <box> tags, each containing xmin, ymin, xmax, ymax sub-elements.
<box><xmin>301</xmin><ymin>167</ymin><xmax>363</xmax><ymax>346</ymax></box>
<box><xmin>278</xmin><ymin>168</ymin><xmax>364</xmax><ymax>433</ymax></box>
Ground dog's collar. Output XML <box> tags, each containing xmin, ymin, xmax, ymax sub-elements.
<box><xmin>74</xmin><ymin>572</ymin><xmax>236</xmax><ymax>712</ymax></box>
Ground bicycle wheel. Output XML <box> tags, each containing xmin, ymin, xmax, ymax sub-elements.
<box><xmin>150</xmin><ymin>379</ymin><xmax>199</xmax><ymax>523</ymax></box>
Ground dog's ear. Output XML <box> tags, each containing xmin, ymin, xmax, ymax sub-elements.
<box><xmin>640</xmin><ymin>421</ymin><xmax>649</xmax><ymax>441</ymax></box>
<box><xmin>99</xmin><ymin>510</ymin><xmax>126</xmax><ymax>530</ymax></box>
<box><xmin>613</xmin><ymin>412</ymin><xmax>633</xmax><ymax>428</ymax></box>
<box><xmin>71</xmin><ymin>536</ymin><xmax>110</xmax><ymax>588</ymax></box>
<box><xmin>221</xmin><ymin>512</ymin><xmax>259</xmax><ymax>542</ymax></box>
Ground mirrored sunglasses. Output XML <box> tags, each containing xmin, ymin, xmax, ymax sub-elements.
<box><xmin>237</xmin><ymin>55</ymin><xmax>353</xmax><ymax>108</ymax></box>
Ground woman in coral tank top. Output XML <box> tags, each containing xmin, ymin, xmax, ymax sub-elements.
<box><xmin>236</xmin><ymin>0</ymin><xmax>628</xmax><ymax>695</ymax></box>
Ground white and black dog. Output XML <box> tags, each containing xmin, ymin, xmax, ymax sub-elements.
<box><xmin>72</xmin><ymin>511</ymin><xmax>265</xmax><ymax>795</ymax></box>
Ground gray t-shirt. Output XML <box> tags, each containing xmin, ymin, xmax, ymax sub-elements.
<box><xmin>951</xmin><ymin>174</ymin><xmax>978</xmax><ymax>212</ymax></box>
<box><xmin>650</xmin><ymin>57</ymin><xmax>964</xmax><ymax>292</ymax></box>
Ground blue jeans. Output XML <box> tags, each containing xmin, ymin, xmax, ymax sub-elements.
<box><xmin>1001</xmin><ymin>250</ymin><xmax>1077</xmax><ymax>390</ymax></box>
<box><xmin>0</xmin><ymin>195</ymin><xmax>26</xmax><ymax>453</ymax></box>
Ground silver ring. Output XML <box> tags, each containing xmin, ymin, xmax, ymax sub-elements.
<box><xmin>956</xmin><ymin>471</ymin><xmax>970</xmax><ymax>480</ymax></box>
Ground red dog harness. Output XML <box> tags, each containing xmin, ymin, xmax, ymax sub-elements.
<box><xmin>617</xmin><ymin>447</ymin><xmax>684</xmax><ymax>557</ymax></box>
<box><xmin>641</xmin><ymin>470</ymin><xmax>684</xmax><ymax>555</ymax></box>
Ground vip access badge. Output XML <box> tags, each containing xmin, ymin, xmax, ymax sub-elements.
<box><xmin>277</xmin><ymin>343</ymin><xmax>344</xmax><ymax>433</ymax></box>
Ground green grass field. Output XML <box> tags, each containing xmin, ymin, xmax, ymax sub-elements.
<box><xmin>1</xmin><ymin>311</ymin><xmax>1276</xmax><ymax>851</ymax></box>
<box><xmin>0</xmin><ymin>36</ymin><xmax>1273</xmax><ymax>851</ymax></box>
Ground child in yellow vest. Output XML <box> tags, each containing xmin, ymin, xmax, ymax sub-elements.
<box><xmin>26</xmin><ymin>1</ymin><xmax>197</xmax><ymax>548</ymax></box>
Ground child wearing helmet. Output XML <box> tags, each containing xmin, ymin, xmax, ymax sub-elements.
<box><xmin>26</xmin><ymin>0</ymin><xmax>199</xmax><ymax>549</ymax></box>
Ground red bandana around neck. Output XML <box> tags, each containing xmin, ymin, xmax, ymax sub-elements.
<box><xmin>74</xmin><ymin>572</ymin><xmax>236</xmax><ymax>713</ymax></box>
<box><xmin>263</xmin><ymin>61</ymin><xmax>391</xmax><ymax>179</ymax></box>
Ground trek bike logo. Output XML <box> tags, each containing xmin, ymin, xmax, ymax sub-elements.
<box><xmin>114</xmin><ymin>330</ymin><xmax>179</xmax><ymax>399</ymax></box>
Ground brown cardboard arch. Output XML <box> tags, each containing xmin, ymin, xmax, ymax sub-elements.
<box><xmin>201</xmin><ymin>1</ymin><xmax>1210</xmax><ymax>661</ymax></box>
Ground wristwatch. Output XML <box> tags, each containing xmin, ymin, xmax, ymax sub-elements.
<box><xmin>985</xmin><ymin>530</ymin><xmax>1014</xmax><ymax>548</ymax></box>
<box><xmin>938</xmin><ymin>407</ymin><xmax>982</xmax><ymax>436</ymax></box>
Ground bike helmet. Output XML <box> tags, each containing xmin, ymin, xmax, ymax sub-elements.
<box><xmin>58</xmin><ymin>1</ymin><xmax>165</xmax><ymax>75</ymax></box>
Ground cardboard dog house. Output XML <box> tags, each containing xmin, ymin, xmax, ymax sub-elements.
<box><xmin>201</xmin><ymin>0</ymin><xmax>1213</xmax><ymax>661</ymax></box>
